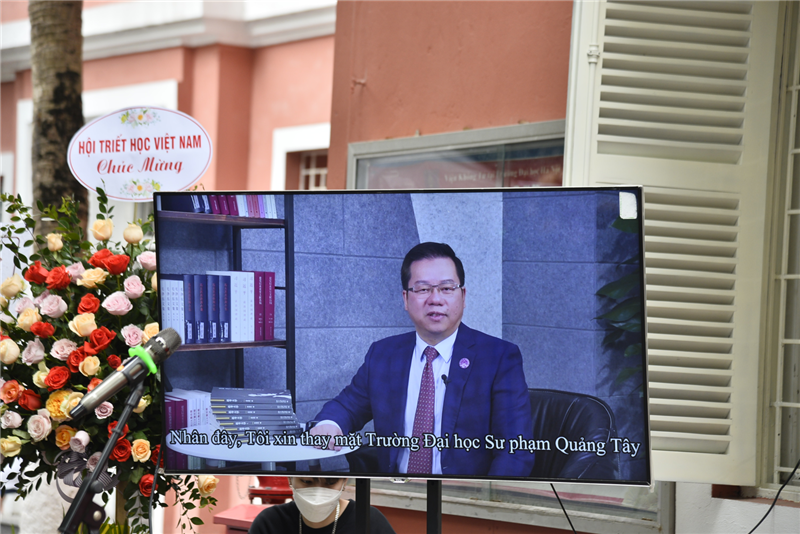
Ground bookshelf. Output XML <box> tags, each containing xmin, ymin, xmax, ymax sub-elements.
<box><xmin>156</xmin><ymin>194</ymin><xmax>296</xmax><ymax>405</ymax></box>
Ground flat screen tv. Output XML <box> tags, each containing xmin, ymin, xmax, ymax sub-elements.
<box><xmin>154</xmin><ymin>187</ymin><xmax>651</xmax><ymax>485</ymax></box>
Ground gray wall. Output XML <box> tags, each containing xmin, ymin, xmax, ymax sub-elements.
<box><xmin>501</xmin><ymin>189</ymin><xmax>645</xmax><ymax>480</ymax></box>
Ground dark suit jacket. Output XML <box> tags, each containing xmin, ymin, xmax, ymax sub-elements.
<box><xmin>314</xmin><ymin>324</ymin><xmax>535</xmax><ymax>477</ymax></box>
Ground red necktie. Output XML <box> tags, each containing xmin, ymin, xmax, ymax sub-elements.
<box><xmin>407</xmin><ymin>346</ymin><xmax>438</xmax><ymax>473</ymax></box>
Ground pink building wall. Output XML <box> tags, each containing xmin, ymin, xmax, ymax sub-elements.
<box><xmin>1</xmin><ymin>1</ymin><xmax>334</xmax><ymax>191</ymax></box>
<box><xmin>328</xmin><ymin>0</ymin><xmax>573</xmax><ymax>188</ymax></box>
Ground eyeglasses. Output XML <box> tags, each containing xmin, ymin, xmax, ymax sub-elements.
<box><xmin>406</xmin><ymin>283</ymin><xmax>463</xmax><ymax>297</ymax></box>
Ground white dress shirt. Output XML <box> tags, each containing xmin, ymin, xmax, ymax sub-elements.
<box><xmin>397</xmin><ymin>330</ymin><xmax>457</xmax><ymax>474</ymax></box>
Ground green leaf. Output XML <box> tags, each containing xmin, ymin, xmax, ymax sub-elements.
<box><xmin>609</xmin><ymin>318</ymin><xmax>641</xmax><ymax>332</ymax></box>
<box><xmin>611</xmin><ymin>216</ymin><xmax>640</xmax><ymax>234</ymax></box>
<box><xmin>597</xmin><ymin>297</ymin><xmax>640</xmax><ymax>322</ymax></box>
<box><xmin>132</xmin><ymin>467</ymin><xmax>145</xmax><ymax>484</ymax></box>
<box><xmin>596</xmin><ymin>272</ymin><xmax>639</xmax><ymax>300</ymax></box>
<box><xmin>624</xmin><ymin>343</ymin><xmax>642</xmax><ymax>358</ymax></box>
<box><xmin>189</xmin><ymin>517</ymin><xmax>204</xmax><ymax>526</ymax></box>
<box><xmin>614</xmin><ymin>365</ymin><xmax>642</xmax><ymax>386</ymax></box>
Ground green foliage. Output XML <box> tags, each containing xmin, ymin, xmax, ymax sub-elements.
<box><xmin>596</xmin><ymin>217</ymin><xmax>644</xmax><ymax>394</ymax></box>
<box><xmin>0</xmin><ymin>193</ymin><xmax>215</xmax><ymax>532</ymax></box>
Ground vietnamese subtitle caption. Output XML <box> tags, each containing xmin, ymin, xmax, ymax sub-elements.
<box><xmin>169</xmin><ymin>429</ymin><xmax>642</xmax><ymax>458</ymax></box>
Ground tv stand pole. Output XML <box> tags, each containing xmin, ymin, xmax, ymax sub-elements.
<box><xmin>356</xmin><ymin>479</ymin><xmax>371</xmax><ymax>533</ymax></box>
<box><xmin>427</xmin><ymin>480</ymin><xmax>442</xmax><ymax>534</ymax></box>
<box><xmin>355</xmin><ymin>478</ymin><xmax>442</xmax><ymax>533</ymax></box>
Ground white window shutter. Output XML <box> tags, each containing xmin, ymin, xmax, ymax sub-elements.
<box><xmin>565</xmin><ymin>0</ymin><xmax>779</xmax><ymax>485</ymax></box>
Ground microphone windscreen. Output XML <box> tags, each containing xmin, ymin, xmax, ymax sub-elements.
<box><xmin>148</xmin><ymin>327</ymin><xmax>182</xmax><ymax>364</ymax></box>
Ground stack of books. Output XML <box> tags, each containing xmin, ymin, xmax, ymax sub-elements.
<box><xmin>210</xmin><ymin>387</ymin><xmax>303</xmax><ymax>442</ymax></box>
<box><xmin>160</xmin><ymin>271</ymin><xmax>275</xmax><ymax>345</ymax></box>
<box><xmin>158</xmin><ymin>193</ymin><xmax>278</xmax><ymax>219</ymax></box>
<box><xmin>165</xmin><ymin>389</ymin><xmax>212</xmax><ymax>470</ymax></box>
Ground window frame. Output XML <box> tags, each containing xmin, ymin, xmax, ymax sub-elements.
<box><xmin>756</xmin><ymin>0</ymin><xmax>800</xmax><ymax>503</ymax></box>
<box><xmin>346</xmin><ymin>121</ymin><xmax>565</xmax><ymax>190</ymax></box>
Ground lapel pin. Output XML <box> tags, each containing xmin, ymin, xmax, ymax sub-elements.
<box><xmin>459</xmin><ymin>358</ymin><xmax>470</xmax><ymax>369</ymax></box>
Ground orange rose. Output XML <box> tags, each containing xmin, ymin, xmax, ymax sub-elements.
<box><xmin>102</xmin><ymin>255</ymin><xmax>130</xmax><ymax>276</ymax></box>
<box><xmin>24</xmin><ymin>261</ymin><xmax>49</xmax><ymax>285</ymax></box>
<box><xmin>45</xmin><ymin>266</ymin><xmax>71</xmax><ymax>290</ymax></box>
<box><xmin>0</xmin><ymin>380</ymin><xmax>22</xmax><ymax>403</ymax></box>
<box><xmin>55</xmin><ymin>425</ymin><xmax>77</xmax><ymax>450</ymax></box>
<box><xmin>88</xmin><ymin>248</ymin><xmax>113</xmax><ymax>268</ymax></box>
<box><xmin>30</xmin><ymin>321</ymin><xmax>55</xmax><ymax>338</ymax></box>
<box><xmin>78</xmin><ymin>294</ymin><xmax>101</xmax><ymax>314</ymax></box>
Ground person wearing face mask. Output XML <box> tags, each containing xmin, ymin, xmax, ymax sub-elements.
<box><xmin>248</xmin><ymin>477</ymin><xmax>396</xmax><ymax>534</ymax></box>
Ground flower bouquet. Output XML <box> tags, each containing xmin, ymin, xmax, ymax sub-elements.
<box><xmin>0</xmin><ymin>190</ymin><xmax>217</xmax><ymax>533</ymax></box>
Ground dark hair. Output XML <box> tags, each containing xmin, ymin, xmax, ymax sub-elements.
<box><xmin>401</xmin><ymin>242</ymin><xmax>465</xmax><ymax>290</ymax></box>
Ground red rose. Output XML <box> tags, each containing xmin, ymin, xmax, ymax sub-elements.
<box><xmin>24</xmin><ymin>261</ymin><xmax>49</xmax><ymax>285</ymax></box>
<box><xmin>107</xmin><ymin>354</ymin><xmax>122</xmax><ymax>370</ymax></box>
<box><xmin>44</xmin><ymin>366</ymin><xmax>71</xmax><ymax>391</ymax></box>
<box><xmin>110</xmin><ymin>437</ymin><xmax>132</xmax><ymax>462</ymax></box>
<box><xmin>108</xmin><ymin>421</ymin><xmax>129</xmax><ymax>438</ymax></box>
<box><xmin>30</xmin><ymin>321</ymin><xmax>55</xmax><ymax>338</ymax></box>
<box><xmin>45</xmin><ymin>266</ymin><xmax>71</xmax><ymax>290</ymax></box>
<box><xmin>87</xmin><ymin>377</ymin><xmax>102</xmax><ymax>392</ymax></box>
<box><xmin>139</xmin><ymin>473</ymin><xmax>154</xmax><ymax>497</ymax></box>
<box><xmin>88</xmin><ymin>249</ymin><xmax>113</xmax><ymax>269</ymax></box>
<box><xmin>150</xmin><ymin>445</ymin><xmax>165</xmax><ymax>468</ymax></box>
<box><xmin>18</xmin><ymin>389</ymin><xmax>42</xmax><ymax>411</ymax></box>
<box><xmin>67</xmin><ymin>348</ymin><xmax>87</xmax><ymax>373</ymax></box>
<box><xmin>102</xmin><ymin>255</ymin><xmax>130</xmax><ymax>276</ymax></box>
<box><xmin>88</xmin><ymin>327</ymin><xmax>116</xmax><ymax>353</ymax></box>
<box><xmin>78</xmin><ymin>294</ymin><xmax>100</xmax><ymax>314</ymax></box>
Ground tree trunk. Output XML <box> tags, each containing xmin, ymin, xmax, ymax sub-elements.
<box><xmin>115</xmin><ymin>480</ymin><xmax>129</xmax><ymax>527</ymax></box>
<box><xmin>28</xmin><ymin>0</ymin><xmax>87</xmax><ymax>233</ymax></box>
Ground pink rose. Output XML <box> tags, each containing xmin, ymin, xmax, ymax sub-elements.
<box><xmin>51</xmin><ymin>339</ymin><xmax>78</xmax><ymax>361</ymax></box>
<box><xmin>39</xmin><ymin>295</ymin><xmax>68</xmax><ymax>318</ymax></box>
<box><xmin>70</xmin><ymin>430</ymin><xmax>90</xmax><ymax>453</ymax></box>
<box><xmin>27</xmin><ymin>409</ymin><xmax>52</xmax><ymax>442</ymax></box>
<box><xmin>65</xmin><ymin>262</ymin><xmax>85</xmax><ymax>283</ymax></box>
<box><xmin>95</xmin><ymin>401</ymin><xmax>113</xmax><ymax>419</ymax></box>
<box><xmin>121</xmin><ymin>324</ymin><xmax>143</xmax><ymax>347</ymax></box>
<box><xmin>102</xmin><ymin>292</ymin><xmax>133</xmax><ymax>316</ymax></box>
<box><xmin>33</xmin><ymin>290</ymin><xmax>50</xmax><ymax>306</ymax></box>
<box><xmin>21</xmin><ymin>338</ymin><xmax>45</xmax><ymax>365</ymax></box>
<box><xmin>123</xmin><ymin>275</ymin><xmax>146</xmax><ymax>299</ymax></box>
<box><xmin>87</xmin><ymin>451</ymin><xmax>102</xmax><ymax>472</ymax></box>
<box><xmin>14</xmin><ymin>297</ymin><xmax>35</xmax><ymax>314</ymax></box>
<box><xmin>1</xmin><ymin>410</ymin><xmax>22</xmax><ymax>429</ymax></box>
<box><xmin>136</xmin><ymin>252</ymin><xmax>157</xmax><ymax>271</ymax></box>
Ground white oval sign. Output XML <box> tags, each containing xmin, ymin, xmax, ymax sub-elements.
<box><xmin>67</xmin><ymin>106</ymin><xmax>212</xmax><ymax>202</ymax></box>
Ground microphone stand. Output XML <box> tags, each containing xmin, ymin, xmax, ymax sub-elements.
<box><xmin>58</xmin><ymin>380</ymin><xmax>146</xmax><ymax>534</ymax></box>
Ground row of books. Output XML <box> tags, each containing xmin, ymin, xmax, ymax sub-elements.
<box><xmin>210</xmin><ymin>387</ymin><xmax>303</xmax><ymax>442</ymax></box>
<box><xmin>158</xmin><ymin>194</ymin><xmax>278</xmax><ymax>219</ymax></box>
<box><xmin>160</xmin><ymin>271</ymin><xmax>275</xmax><ymax>345</ymax></box>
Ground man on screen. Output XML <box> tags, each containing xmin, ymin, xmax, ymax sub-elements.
<box><xmin>311</xmin><ymin>242</ymin><xmax>535</xmax><ymax>477</ymax></box>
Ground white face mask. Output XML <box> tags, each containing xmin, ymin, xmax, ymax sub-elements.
<box><xmin>291</xmin><ymin>482</ymin><xmax>344</xmax><ymax>523</ymax></box>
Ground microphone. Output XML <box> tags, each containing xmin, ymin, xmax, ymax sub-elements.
<box><xmin>69</xmin><ymin>328</ymin><xmax>182</xmax><ymax>419</ymax></box>
<box><xmin>441</xmin><ymin>374</ymin><xmax>450</xmax><ymax>385</ymax></box>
